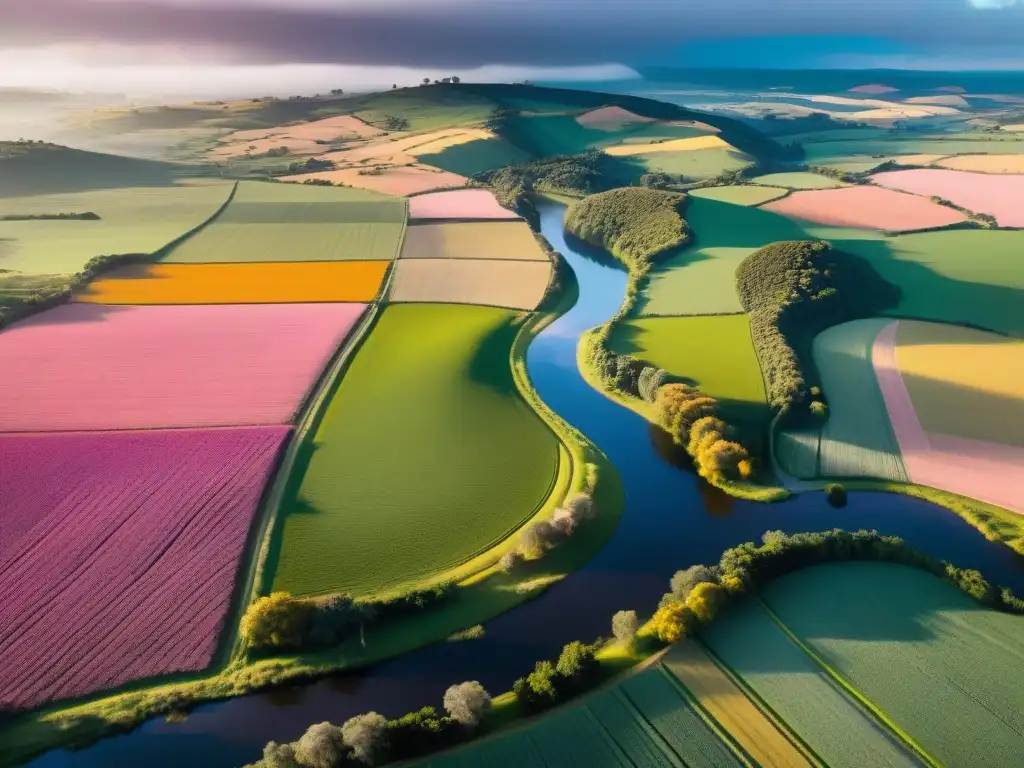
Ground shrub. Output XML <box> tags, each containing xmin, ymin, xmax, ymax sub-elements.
<box><xmin>650</xmin><ymin>602</ymin><xmax>698</xmax><ymax>643</ymax></box>
<box><xmin>810</xmin><ymin>400</ymin><xmax>828</xmax><ymax>419</ymax></box>
<box><xmin>518</xmin><ymin>520</ymin><xmax>560</xmax><ymax>558</ymax></box>
<box><xmin>521</xmin><ymin>660</ymin><xmax>559</xmax><ymax>707</ymax></box>
<box><xmin>240</xmin><ymin>592</ymin><xmax>312</xmax><ymax>651</ymax></box>
<box><xmin>386</xmin><ymin>707</ymin><xmax>458</xmax><ymax>761</ymax></box>
<box><xmin>443</xmin><ymin>681</ymin><xmax>492</xmax><ymax>727</ymax></box>
<box><xmin>555</xmin><ymin>641</ymin><xmax>600</xmax><ymax>688</ymax></box>
<box><xmin>669</xmin><ymin>564</ymin><xmax>720</xmax><ymax>602</ymax></box>
<box><xmin>341</xmin><ymin>712</ymin><xmax>389</xmax><ymax>765</ymax></box>
<box><xmin>825</xmin><ymin>483</ymin><xmax>847</xmax><ymax>507</ymax></box>
<box><xmin>262</xmin><ymin>741</ymin><xmax>301</xmax><ymax>768</ymax></box>
<box><xmin>611</xmin><ymin>609</ymin><xmax>639</xmax><ymax>647</ymax></box>
<box><xmin>294</xmin><ymin>722</ymin><xmax>348</xmax><ymax>768</ymax></box>
<box><xmin>638</xmin><ymin>366</ymin><xmax>668</xmax><ymax>402</ymax></box>
<box><xmin>684</xmin><ymin>581</ymin><xmax>726</xmax><ymax>623</ymax></box>
<box><xmin>499</xmin><ymin>550</ymin><xmax>524</xmax><ymax>573</ymax></box>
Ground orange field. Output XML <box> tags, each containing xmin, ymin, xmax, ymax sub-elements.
<box><xmin>74</xmin><ymin>261</ymin><xmax>389</xmax><ymax>304</ymax></box>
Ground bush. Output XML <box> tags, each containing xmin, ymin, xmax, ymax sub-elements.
<box><xmin>240</xmin><ymin>592</ymin><xmax>312</xmax><ymax>651</ymax></box>
<box><xmin>825</xmin><ymin>483</ymin><xmax>847</xmax><ymax>507</ymax></box>
<box><xmin>685</xmin><ymin>581</ymin><xmax>726</xmax><ymax>623</ymax></box>
<box><xmin>650</xmin><ymin>602</ymin><xmax>698</xmax><ymax>643</ymax></box>
<box><xmin>810</xmin><ymin>400</ymin><xmax>828</xmax><ymax>419</ymax></box>
<box><xmin>518</xmin><ymin>520</ymin><xmax>560</xmax><ymax>558</ymax></box>
<box><xmin>262</xmin><ymin>741</ymin><xmax>301</xmax><ymax>768</ymax></box>
<box><xmin>611</xmin><ymin>609</ymin><xmax>639</xmax><ymax>646</ymax></box>
<box><xmin>555</xmin><ymin>641</ymin><xmax>600</xmax><ymax>689</ymax></box>
<box><xmin>386</xmin><ymin>707</ymin><xmax>458</xmax><ymax>761</ymax></box>
<box><xmin>669</xmin><ymin>564</ymin><xmax>719</xmax><ymax>603</ymax></box>
<box><xmin>443</xmin><ymin>682</ymin><xmax>492</xmax><ymax>727</ymax></box>
<box><xmin>499</xmin><ymin>550</ymin><xmax>524</xmax><ymax>573</ymax></box>
<box><xmin>638</xmin><ymin>366</ymin><xmax>667</xmax><ymax>402</ymax></box>
<box><xmin>341</xmin><ymin>712</ymin><xmax>389</xmax><ymax>765</ymax></box>
<box><xmin>294</xmin><ymin>722</ymin><xmax>347</xmax><ymax>768</ymax></box>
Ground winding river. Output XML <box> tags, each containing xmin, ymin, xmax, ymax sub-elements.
<box><xmin>32</xmin><ymin>201</ymin><xmax>1024</xmax><ymax>768</ymax></box>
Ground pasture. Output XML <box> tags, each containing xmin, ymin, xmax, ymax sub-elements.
<box><xmin>687</xmin><ymin>185</ymin><xmax>788</xmax><ymax>206</ymax></box>
<box><xmin>749</xmin><ymin>172</ymin><xmax>845</xmax><ymax>189</ymax></box>
<box><xmin>390</xmin><ymin>258</ymin><xmax>551</xmax><ymax>310</ymax></box>
<box><xmin>408</xmin><ymin>189</ymin><xmax>518</xmax><ymax>220</ymax></box>
<box><xmin>606</xmin><ymin>144</ymin><xmax>753</xmax><ymax>180</ymax></box>
<box><xmin>270</xmin><ymin>304</ymin><xmax>559</xmax><ymax>597</ymax></box>
<box><xmin>352</xmin><ymin>89</ymin><xmax>498</xmax><ymax>131</ymax></box>
<box><xmin>74</xmin><ymin>261</ymin><xmax>389</xmax><ymax>305</ymax></box>
<box><xmin>416</xmin><ymin>136</ymin><xmax>533</xmax><ymax>177</ymax></box>
<box><xmin>0</xmin><ymin>426</ymin><xmax>289</xmax><ymax>710</ymax></box>
<box><xmin>763</xmin><ymin>562</ymin><xmax>1024</xmax><ymax>768</ymax></box>
<box><xmin>230</xmin><ymin>180</ymin><xmax>398</xmax><ymax>204</ymax></box>
<box><xmin>703</xmin><ymin>601</ymin><xmax>918</xmax><ymax>768</ymax></box>
<box><xmin>506</xmin><ymin>113</ymin><xmax>708</xmax><ymax>158</ymax></box>
<box><xmin>801</xmin><ymin>135</ymin><xmax>1024</xmax><ymax>162</ymax></box>
<box><xmin>608</xmin><ymin>315</ymin><xmax>771</xmax><ymax>434</ymax></box>
<box><xmin>0</xmin><ymin>183</ymin><xmax>232</xmax><ymax>274</ymax></box>
<box><xmin>400</xmin><ymin>222</ymin><xmax>548</xmax><ymax>261</ymax></box>
<box><xmin>872</xmin><ymin>168</ymin><xmax>1024</xmax><ymax>227</ymax></box>
<box><xmin>935</xmin><ymin>154</ymin><xmax>1024</xmax><ymax>173</ymax></box>
<box><xmin>280</xmin><ymin>167</ymin><xmax>468</xmax><ymax>197</ymax></box>
<box><xmin>762</xmin><ymin>186</ymin><xmax>967</xmax><ymax>232</ymax></box>
<box><xmin>0</xmin><ymin>302</ymin><xmax>365</xmax><ymax>431</ymax></box>
<box><xmin>812</xmin><ymin>319</ymin><xmax>909</xmax><ymax>481</ymax></box>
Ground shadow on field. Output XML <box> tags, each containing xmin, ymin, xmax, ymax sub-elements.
<box><xmin>465</xmin><ymin>313</ymin><xmax>520</xmax><ymax>397</ymax></box>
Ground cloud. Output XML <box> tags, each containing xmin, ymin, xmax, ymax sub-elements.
<box><xmin>968</xmin><ymin>0</ymin><xmax>1018</xmax><ymax>8</ymax></box>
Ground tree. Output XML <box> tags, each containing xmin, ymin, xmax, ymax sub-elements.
<box><xmin>262</xmin><ymin>741</ymin><xmax>301</xmax><ymax>768</ymax></box>
<box><xmin>556</xmin><ymin>641</ymin><xmax>599</xmax><ymax>685</ymax></box>
<box><xmin>341</xmin><ymin>712</ymin><xmax>389</xmax><ymax>765</ymax></box>
<box><xmin>422</xmin><ymin>78</ymin><xmax>431</xmax><ymax>86</ymax></box>
<box><xmin>810</xmin><ymin>400</ymin><xmax>828</xmax><ymax>419</ymax></box>
<box><xmin>294</xmin><ymin>722</ymin><xmax>347</xmax><ymax>768</ymax></box>
<box><xmin>499</xmin><ymin>550</ymin><xmax>524</xmax><ymax>573</ymax></box>
<box><xmin>519</xmin><ymin>520</ymin><xmax>558</xmax><ymax>558</ymax></box>
<box><xmin>330</xmin><ymin>88</ymin><xmax>344</xmax><ymax>96</ymax></box>
<box><xmin>685</xmin><ymin>581</ymin><xmax>726</xmax><ymax>623</ymax></box>
<box><xmin>611</xmin><ymin>610</ymin><xmax>639</xmax><ymax>647</ymax></box>
<box><xmin>670</xmin><ymin>565</ymin><xmax>718</xmax><ymax>602</ymax></box>
<box><xmin>443</xmin><ymin>681</ymin><xmax>492</xmax><ymax>727</ymax></box>
<box><xmin>240</xmin><ymin>592</ymin><xmax>311</xmax><ymax>650</ymax></box>
<box><xmin>392</xmin><ymin>84</ymin><xmax>398</xmax><ymax>89</ymax></box>
<box><xmin>451</xmin><ymin>75</ymin><xmax>461</xmax><ymax>84</ymax></box>
<box><xmin>525</xmin><ymin>660</ymin><xmax>558</xmax><ymax>703</ymax></box>
<box><xmin>650</xmin><ymin>602</ymin><xmax>697</xmax><ymax>643</ymax></box>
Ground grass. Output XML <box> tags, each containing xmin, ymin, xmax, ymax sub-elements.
<box><xmin>802</xmin><ymin>135</ymin><xmax>1024</xmax><ymax>161</ymax></box>
<box><xmin>417</xmin><ymin>137</ymin><xmax>533</xmax><ymax>177</ymax></box>
<box><xmin>353</xmin><ymin>89</ymin><xmax>498</xmax><ymax>131</ymax></box>
<box><xmin>701</xmin><ymin>600</ymin><xmax>919</xmax><ymax>768</ymax></box>
<box><xmin>687</xmin><ymin>186</ymin><xmax>789</xmax><ymax>206</ymax></box>
<box><xmin>506</xmin><ymin>113</ymin><xmax>708</xmax><ymax>158</ymax></box>
<box><xmin>607</xmin><ymin>315</ymin><xmax>772</xmax><ymax>440</ymax></box>
<box><xmin>0</xmin><ymin>183</ymin><xmax>233</xmax><ymax>274</ymax></box>
<box><xmin>762</xmin><ymin>562</ymin><xmax>1024</xmax><ymax>768</ymax></box>
<box><xmin>749</xmin><ymin>172</ymin><xmax>845</xmax><ymax>189</ymax></box>
<box><xmin>627</xmin><ymin>147</ymin><xmax>753</xmax><ymax>180</ymax></box>
<box><xmin>230</xmin><ymin>179</ymin><xmax>398</xmax><ymax>204</ymax></box>
<box><xmin>813</xmin><ymin>319</ymin><xmax>909</xmax><ymax>482</ymax></box>
<box><xmin>269</xmin><ymin>304</ymin><xmax>561</xmax><ymax>598</ymax></box>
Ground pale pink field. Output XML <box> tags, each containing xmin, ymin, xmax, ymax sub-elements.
<box><xmin>408</xmin><ymin>189</ymin><xmax>518</xmax><ymax>220</ymax></box>
<box><xmin>575</xmin><ymin>106</ymin><xmax>656</xmax><ymax>131</ymax></box>
<box><xmin>873</xmin><ymin>321</ymin><xmax>1023</xmax><ymax>515</ymax></box>
<box><xmin>280</xmin><ymin>166</ymin><xmax>467</xmax><ymax>196</ymax></box>
<box><xmin>762</xmin><ymin>186</ymin><xmax>967</xmax><ymax>232</ymax></box>
<box><xmin>849</xmin><ymin>84</ymin><xmax>899</xmax><ymax>94</ymax></box>
<box><xmin>0</xmin><ymin>303</ymin><xmax>366</xmax><ymax>432</ymax></box>
<box><xmin>873</xmin><ymin>169</ymin><xmax>1024</xmax><ymax>227</ymax></box>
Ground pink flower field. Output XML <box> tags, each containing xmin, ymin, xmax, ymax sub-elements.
<box><xmin>0</xmin><ymin>426</ymin><xmax>290</xmax><ymax>710</ymax></box>
<box><xmin>408</xmin><ymin>189</ymin><xmax>519</xmax><ymax>220</ymax></box>
<box><xmin>762</xmin><ymin>185</ymin><xmax>968</xmax><ymax>232</ymax></box>
<box><xmin>0</xmin><ymin>302</ymin><xmax>366</xmax><ymax>432</ymax></box>
<box><xmin>872</xmin><ymin>168</ymin><xmax>1024</xmax><ymax>227</ymax></box>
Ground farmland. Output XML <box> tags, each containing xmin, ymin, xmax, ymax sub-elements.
<box><xmin>280</xmin><ymin>166</ymin><xmax>468</xmax><ymax>196</ymax></box>
<box><xmin>0</xmin><ymin>183</ymin><xmax>232</xmax><ymax>274</ymax></box>
<box><xmin>409</xmin><ymin>189</ymin><xmax>519</xmax><ymax>220</ymax></box>
<box><xmin>872</xmin><ymin>168</ymin><xmax>1024</xmax><ymax>227</ymax></box>
<box><xmin>0</xmin><ymin>302</ymin><xmax>365</xmax><ymax>431</ymax></box>
<box><xmin>702</xmin><ymin>601</ymin><xmax>918</xmax><ymax>768</ymax></box>
<box><xmin>935</xmin><ymin>154</ymin><xmax>1024</xmax><ymax>173</ymax></box>
<box><xmin>390</xmin><ymin>258</ymin><xmax>551</xmax><ymax>310</ymax></box>
<box><xmin>749</xmin><ymin>172</ymin><xmax>846</xmax><ymax>189</ymax></box>
<box><xmin>270</xmin><ymin>304</ymin><xmax>559</xmax><ymax>597</ymax></box>
<box><xmin>0</xmin><ymin>426</ymin><xmax>289</xmax><ymax>710</ymax></box>
<box><xmin>400</xmin><ymin>222</ymin><xmax>548</xmax><ymax>261</ymax></box>
<box><xmin>608</xmin><ymin>315</ymin><xmax>772</xmax><ymax>434</ymax></box>
<box><xmin>74</xmin><ymin>261</ymin><xmax>389</xmax><ymax>304</ymax></box>
<box><xmin>762</xmin><ymin>186</ymin><xmax>967</xmax><ymax>232</ymax></box>
<box><xmin>687</xmin><ymin>185</ymin><xmax>788</xmax><ymax>206</ymax></box>
<box><xmin>762</xmin><ymin>562</ymin><xmax>1024</xmax><ymax>768</ymax></box>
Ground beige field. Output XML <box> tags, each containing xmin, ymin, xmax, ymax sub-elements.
<box><xmin>935</xmin><ymin>154</ymin><xmax>1024</xmax><ymax>173</ymax></box>
<box><xmin>211</xmin><ymin>115</ymin><xmax>384</xmax><ymax>158</ymax></box>
<box><xmin>209</xmin><ymin>137</ymin><xmax>326</xmax><ymax>158</ymax></box>
<box><xmin>903</xmin><ymin>95</ymin><xmax>970</xmax><ymax>107</ymax></box>
<box><xmin>320</xmin><ymin>128</ymin><xmax>495</xmax><ymax>167</ymax></box>
<box><xmin>389</xmin><ymin>258</ymin><xmax>551</xmax><ymax>310</ymax></box>
<box><xmin>280</xmin><ymin>166</ymin><xmax>467</xmax><ymax>196</ymax></box>
<box><xmin>400</xmin><ymin>221</ymin><xmax>548</xmax><ymax>261</ymax></box>
<box><xmin>574</xmin><ymin>106</ymin><xmax>656</xmax><ymax>130</ymax></box>
<box><xmin>889</xmin><ymin>154</ymin><xmax>951</xmax><ymax>166</ymax></box>
<box><xmin>895</xmin><ymin>321</ymin><xmax>1024</xmax><ymax>448</ymax></box>
<box><xmin>663</xmin><ymin>642</ymin><xmax>812</xmax><ymax>768</ymax></box>
<box><xmin>604</xmin><ymin>135</ymin><xmax>732</xmax><ymax>155</ymax></box>
<box><xmin>1002</xmin><ymin>124</ymin><xmax>1024</xmax><ymax>132</ymax></box>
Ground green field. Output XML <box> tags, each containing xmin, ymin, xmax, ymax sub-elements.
<box><xmin>421</xmin><ymin>666</ymin><xmax>742</xmax><ymax>768</ymax></box>
<box><xmin>702</xmin><ymin>602</ymin><xmax>918</xmax><ymax>768</ymax></box>
<box><xmin>628</xmin><ymin>147</ymin><xmax>753</xmax><ymax>181</ymax></box>
<box><xmin>802</xmin><ymin>135</ymin><xmax>1024</xmax><ymax>161</ymax></box>
<box><xmin>508</xmin><ymin>113</ymin><xmax>709</xmax><ymax>157</ymax></box>
<box><xmin>230</xmin><ymin>180</ymin><xmax>399</xmax><ymax>204</ymax></box>
<box><xmin>417</xmin><ymin>137</ymin><xmax>533</xmax><ymax>177</ymax></box>
<box><xmin>354</xmin><ymin>89</ymin><xmax>498</xmax><ymax>131</ymax></box>
<box><xmin>270</xmin><ymin>304</ymin><xmax>560</xmax><ymax>597</ymax></box>
<box><xmin>641</xmin><ymin>196</ymin><xmax>809</xmax><ymax>316</ymax></box>
<box><xmin>750</xmin><ymin>172</ymin><xmax>845</xmax><ymax>189</ymax></box>
<box><xmin>687</xmin><ymin>185</ymin><xmax>788</xmax><ymax>206</ymax></box>
<box><xmin>763</xmin><ymin>562</ymin><xmax>1024</xmax><ymax>768</ymax></box>
<box><xmin>609</xmin><ymin>315</ymin><xmax>771</xmax><ymax>434</ymax></box>
<box><xmin>811</xmin><ymin>319</ymin><xmax>909</xmax><ymax>482</ymax></box>
<box><xmin>0</xmin><ymin>183</ymin><xmax>232</xmax><ymax>274</ymax></box>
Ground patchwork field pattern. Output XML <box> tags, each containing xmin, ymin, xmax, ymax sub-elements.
<box><xmin>0</xmin><ymin>302</ymin><xmax>366</xmax><ymax>431</ymax></box>
<box><xmin>702</xmin><ymin>602</ymin><xmax>918</xmax><ymax>768</ymax></box>
<box><xmin>390</xmin><ymin>258</ymin><xmax>551</xmax><ymax>310</ymax></box>
<box><xmin>749</xmin><ymin>172</ymin><xmax>846</xmax><ymax>189</ymax></box>
<box><xmin>0</xmin><ymin>183</ymin><xmax>232</xmax><ymax>274</ymax></box>
<box><xmin>935</xmin><ymin>154</ymin><xmax>1024</xmax><ymax>173</ymax></box>
<box><xmin>400</xmin><ymin>222</ymin><xmax>547</xmax><ymax>261</ymax></box>
<box><xmin>812</xmin><ymin>319</ymin><xmax>909</xmax><ymax>481</ymax></box>
<box><xmin>0</xmin><ymin>426</ymin><xmax>290</xmax><ymax>710</ymax></box>
<box><xmin>280</xmin><ymin>167</ymin><xmax>468</xmax><ymax>197</ymax></box>
<box><xmin>763</xmin><ymin>562</ymin><xmax>1024</xmax><ymax>768</ymax></box>
<box><xmin>271</xmin><ymin>304</ymin><xmax>559</xmax><ymax>597</ymax></box>
<box><xmin>408</xmin><ymin>189</ymin><xmax>518</xmax><ymax>220</ymax></box>
<box><xmin>75</xmin><ymin>261</ymin><xmax>389</xmax><ymax>304</ymax></box>
<box><xmin>762</xmin><ymin>186</ymin><xmax>967</xmax><ymax>232</ymax></box>
<box><xmin>687</xmin><ymin>185</ymin><xmax>788</xmax><ymax>206</ymax></box>
<box><xmin>872</xmin><ymin>168</ymin><xmax>1024</xmax><ymax>227</ymax></box>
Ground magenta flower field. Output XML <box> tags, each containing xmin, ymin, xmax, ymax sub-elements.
<box><xmin>0</xmin><ymin>426</ymin><xmax>290</xmax><ymax>711</ymax></box>
<box><xmin>0</xmin><ymin>302</ymin><xmax>366</xmax><ymax>432</ymax></box>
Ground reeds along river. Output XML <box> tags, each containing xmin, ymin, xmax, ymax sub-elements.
<box><xmin>32</xmin><ymin>201</ymin><xmax>1024</xmax><ymax>768</ymax></box>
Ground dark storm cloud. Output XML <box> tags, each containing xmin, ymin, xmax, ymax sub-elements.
<box><xmin>2</xmin><ymin>0</ymin><xmax>1023</xmax><ymax>66</ymax></box>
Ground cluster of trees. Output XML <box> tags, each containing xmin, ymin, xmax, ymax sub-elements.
<box><xmin>0</xmin><ymin>211</ymin><xmax>99</xmax><ymax>221</ymax></box>
<box><xmin>247</xmin><ymin>682</ymin><xmax>490</xmax><ymax>768</ymax></box>
<box><xmin>241</xmin><ymin>584</ymin><xmax>453</xmax><ymax>653</ymax></box>
<box><xmin>477</xmin><ymin>151</ymin><xmax>622</xmax><ymax>216</ymax></box>
<box><xmin>383</xmin><ymin>116</ymin><xmax>410</xmax><ymax>131</ymax></box>
<box><xmin>420</xmin><ymin>76</ymin><xmax>462</xmax><ymax>86</ymax></box>
<box><xmin>655</xmin><ymin>384</ymin><xmax>753</xmax><ymax>484</ymax></box>
<box><xmin>512</xmin><ymin>640</ymin><xmax>602</xmax><ymax>711</ymax></box>
<box><xmin>735</xmin><ymin>239</ymin><xmax>901</xmax><ymax>416</ymax></box>
<box><xmin>287</xmin><ymin>157</ymin><xmax>335</xmax><ymax>174</ymax></box>
<box><xmin>501</xmin><ymin>490</ymin><xmax>597</xmax><ymax>571</ymax></box>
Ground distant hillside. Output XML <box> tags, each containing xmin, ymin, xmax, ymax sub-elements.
<box><xmin>0</xmin><ymin>142</ymin><xmax>205</xmax><ymax>196</ymax></box>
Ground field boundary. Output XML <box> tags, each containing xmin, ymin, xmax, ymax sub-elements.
<box><xmin>757</xmin><ymin>598</ymin><xmax>943</xmax><ymax>768</ymax></box>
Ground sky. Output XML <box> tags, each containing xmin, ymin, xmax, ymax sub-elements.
<box><xmin>1</xmin><ymin>0</ymin><xmax>1023</xmax><ymax>97</ymax></box>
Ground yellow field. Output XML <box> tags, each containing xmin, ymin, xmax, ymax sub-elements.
<box><xmin>935</xmin><ymin>154</ymin><xmax>1024</xmax><ymax>173</ymax></box>
<box><xmin>400</xmin><ymin>222</ymin><xmax>549</xmax><ymax>261</ymax></box>
<box><xmin>896</xmin><ymin>320</ymin><xmax>1024</xmax><ymax>447</ymax></box>
<box><xmin>604</xmin><ymin>135</ymin><xmax>732</xmax><ymax>155</ymax></box>
<box><xmin>74</xmin><ymin>261</ymin><xmax>388</xmax><ymax>305</ymax></box>
<box><xmin>389</xmin><ymin>258</ymin><xmax>550</xmax><ymax>310</ymax></box>
<box><xmin>663</xmin><ymin>642</ymin><xmax>812</xmax><ymax>768</ymax></box>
